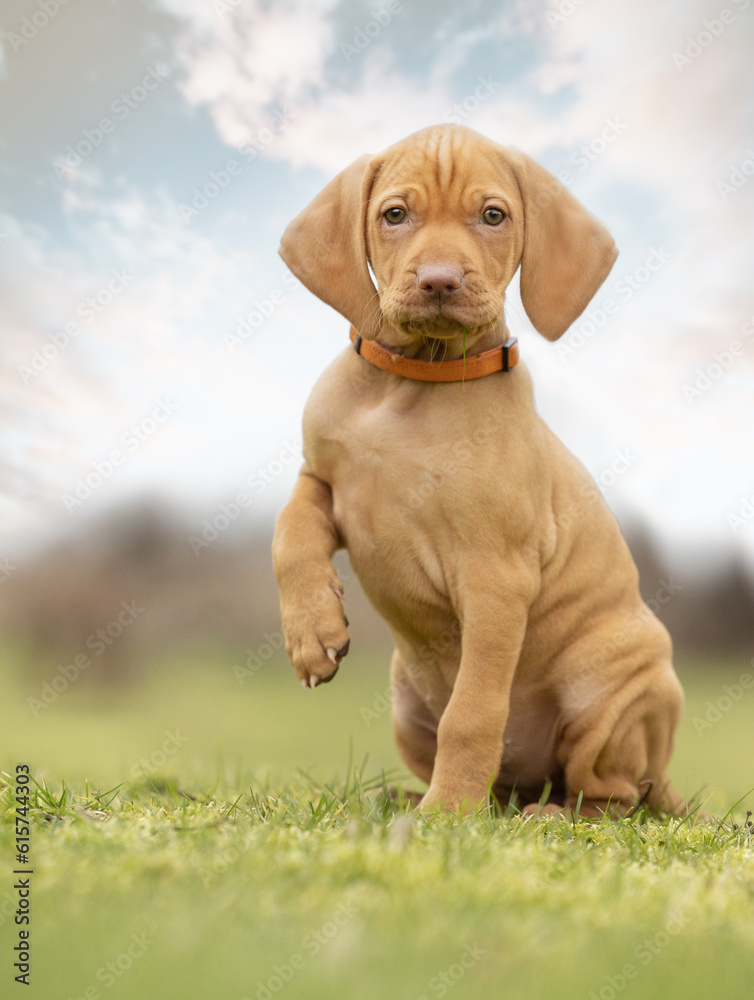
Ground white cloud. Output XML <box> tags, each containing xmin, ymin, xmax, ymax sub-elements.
<box><xmin>143</xmin><ymin>0</ymin><xmax>754</xmax><ymax>563</ymax></box>
<box><xmin>2</xmin><ymin>0</ymin><xmax>752</xmax><ymax>566</ymax></box>
<box><xmin>0</xmin><ymin>170</ymin><xmax>302</xmax><ymax>545</ymax></box>
<box><xmin>156</xmin><ymin>0</ymin><xmax>341</xmax><ymax>149</ymax></box>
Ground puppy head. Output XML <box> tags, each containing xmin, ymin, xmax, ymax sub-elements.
<box><xmin>279</xmin><ymin>125</ymin><xmax>617</xmax><ymax>344</ymax></box>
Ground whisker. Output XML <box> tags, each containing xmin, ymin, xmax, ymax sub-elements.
<box><xmin>359</xmin><ymin>288</ymin><xmax>384</xmax><ymax>333</ymax></box>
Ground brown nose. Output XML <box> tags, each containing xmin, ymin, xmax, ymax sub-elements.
<box><xmin>416</xmin><ymin>265</ymin><xmax>463</xmax><ymax>301</ymax></box>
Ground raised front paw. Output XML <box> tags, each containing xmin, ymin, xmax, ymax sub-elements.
<box><xmin>280</xmin><ymin>570</ymin><xmax>350</xmax><ymax>689</ymax></box>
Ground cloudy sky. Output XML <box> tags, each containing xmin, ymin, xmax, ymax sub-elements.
<box><xmin>1</xmin><ymin>0</ymin><xmax>753</xmax><ymax>573</ymax></box>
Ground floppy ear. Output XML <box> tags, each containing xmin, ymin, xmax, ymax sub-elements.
<box><xmin>279</xmin><ymin>154</ymin><xmax>383</xmax><ymax>338</ymax></box>
<box><xmin>508</xmin><ymin>151</ymin><xmax>618</xmax><ymax>341</ymax></box>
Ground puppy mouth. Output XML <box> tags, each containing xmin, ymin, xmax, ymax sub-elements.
<box><xmin>386</xmin><ymin>290</ymin><xmax>501</xmax><ymax>338</ymax></box>
<box><xmin>399</xmin><ymin>312</ymin><xmax>493</xmax><ymax>339</ymax></box>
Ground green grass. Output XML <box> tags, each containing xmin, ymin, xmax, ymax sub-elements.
<box><xmin>1</xmin><ymin>647</ymin><xmax>754</xmax><ymax>999</ymax></box>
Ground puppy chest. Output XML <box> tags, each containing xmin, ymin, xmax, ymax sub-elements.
<box><xmin>328</xmin><ymin>408</ymin><xmax>479</xmax><ymax>524</ymax></box>
<box><xmin>323</xmin><ymin>426</ymin><xmax>500</xmax><ymax>616</ymax></box>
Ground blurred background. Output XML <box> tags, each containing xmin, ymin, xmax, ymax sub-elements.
<box><xmin>1</xmin><ymin>0</ymin><xmax>753</xmax><ymax>805</ymax></box>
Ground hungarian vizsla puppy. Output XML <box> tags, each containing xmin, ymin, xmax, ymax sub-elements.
<box><xmin>272</xmin><ymin>124</ymin><xmax>684</xmax><ymax>817</ymax></box>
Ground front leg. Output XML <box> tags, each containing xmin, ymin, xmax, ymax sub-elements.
<box><xmin>272</xmin><ymin>469</ymin><xmax>350</xmax><ymax>688</ymax></box>
<box><xmin>420</xmin><ymin>558</ymin><xmax>538</xmax><ymax>811</ymax></box>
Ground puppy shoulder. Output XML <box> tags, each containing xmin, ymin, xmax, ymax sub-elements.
<box><xmin>301</xmin><ymin>347</ymin><xmax>364</xmax><ymax>440</ymax></box>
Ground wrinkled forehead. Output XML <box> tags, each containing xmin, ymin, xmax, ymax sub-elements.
<box><xmin>370</xmin><ymin>127</ymin><xmax>521</xmax><ymax>211</ymax></box>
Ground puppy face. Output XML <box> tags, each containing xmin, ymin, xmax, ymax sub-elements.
<box><xmin>366</xmin><ymin>130</ymin><xmax>524</xmax><ymax>341</ymax></box>
<box><xmin>279</xmin><ymin>124</ymin><xmax>617</xmax><ymax>344</ymax></box>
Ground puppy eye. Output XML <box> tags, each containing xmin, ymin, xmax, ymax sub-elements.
<box><xmin>384</xmin><ymin>207</ymin><xmax>407</xmax><ymax>225</ymax></box>
<box><xmin>482</xmin><ymin>207</ymin><xmax>505</xmax><ymax>226</ymax></box>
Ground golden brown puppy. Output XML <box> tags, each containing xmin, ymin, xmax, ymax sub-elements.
<box><xmin>273</xmin><ymin>124</ymin><xmax>684</xmax><ymax>817</ymax></box>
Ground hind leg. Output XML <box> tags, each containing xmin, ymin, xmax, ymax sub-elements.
<box><xmin>554</xmin><ymin>661</ymin><xmax>685</xmax><ymax>818</ymax></box>
<box><xmin>390</xmin><ymin>651</ymin><xmax>563</xmax><ymax>810</ymax></box>
<box><xmin>390</xmin><ymin>650</ymin><xmax>438</xmax><ymax>787</ymax></box>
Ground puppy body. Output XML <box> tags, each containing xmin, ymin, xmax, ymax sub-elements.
<box><xmin>273</xmin><ymin>125</ymin><xmax>683</xmax><ymax>815</ymax></box>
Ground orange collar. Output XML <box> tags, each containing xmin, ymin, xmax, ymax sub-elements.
<box><xmin>350</xmin><ymin>326</ymin><xmax>519</xmax><ymax>382</ymax></box>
